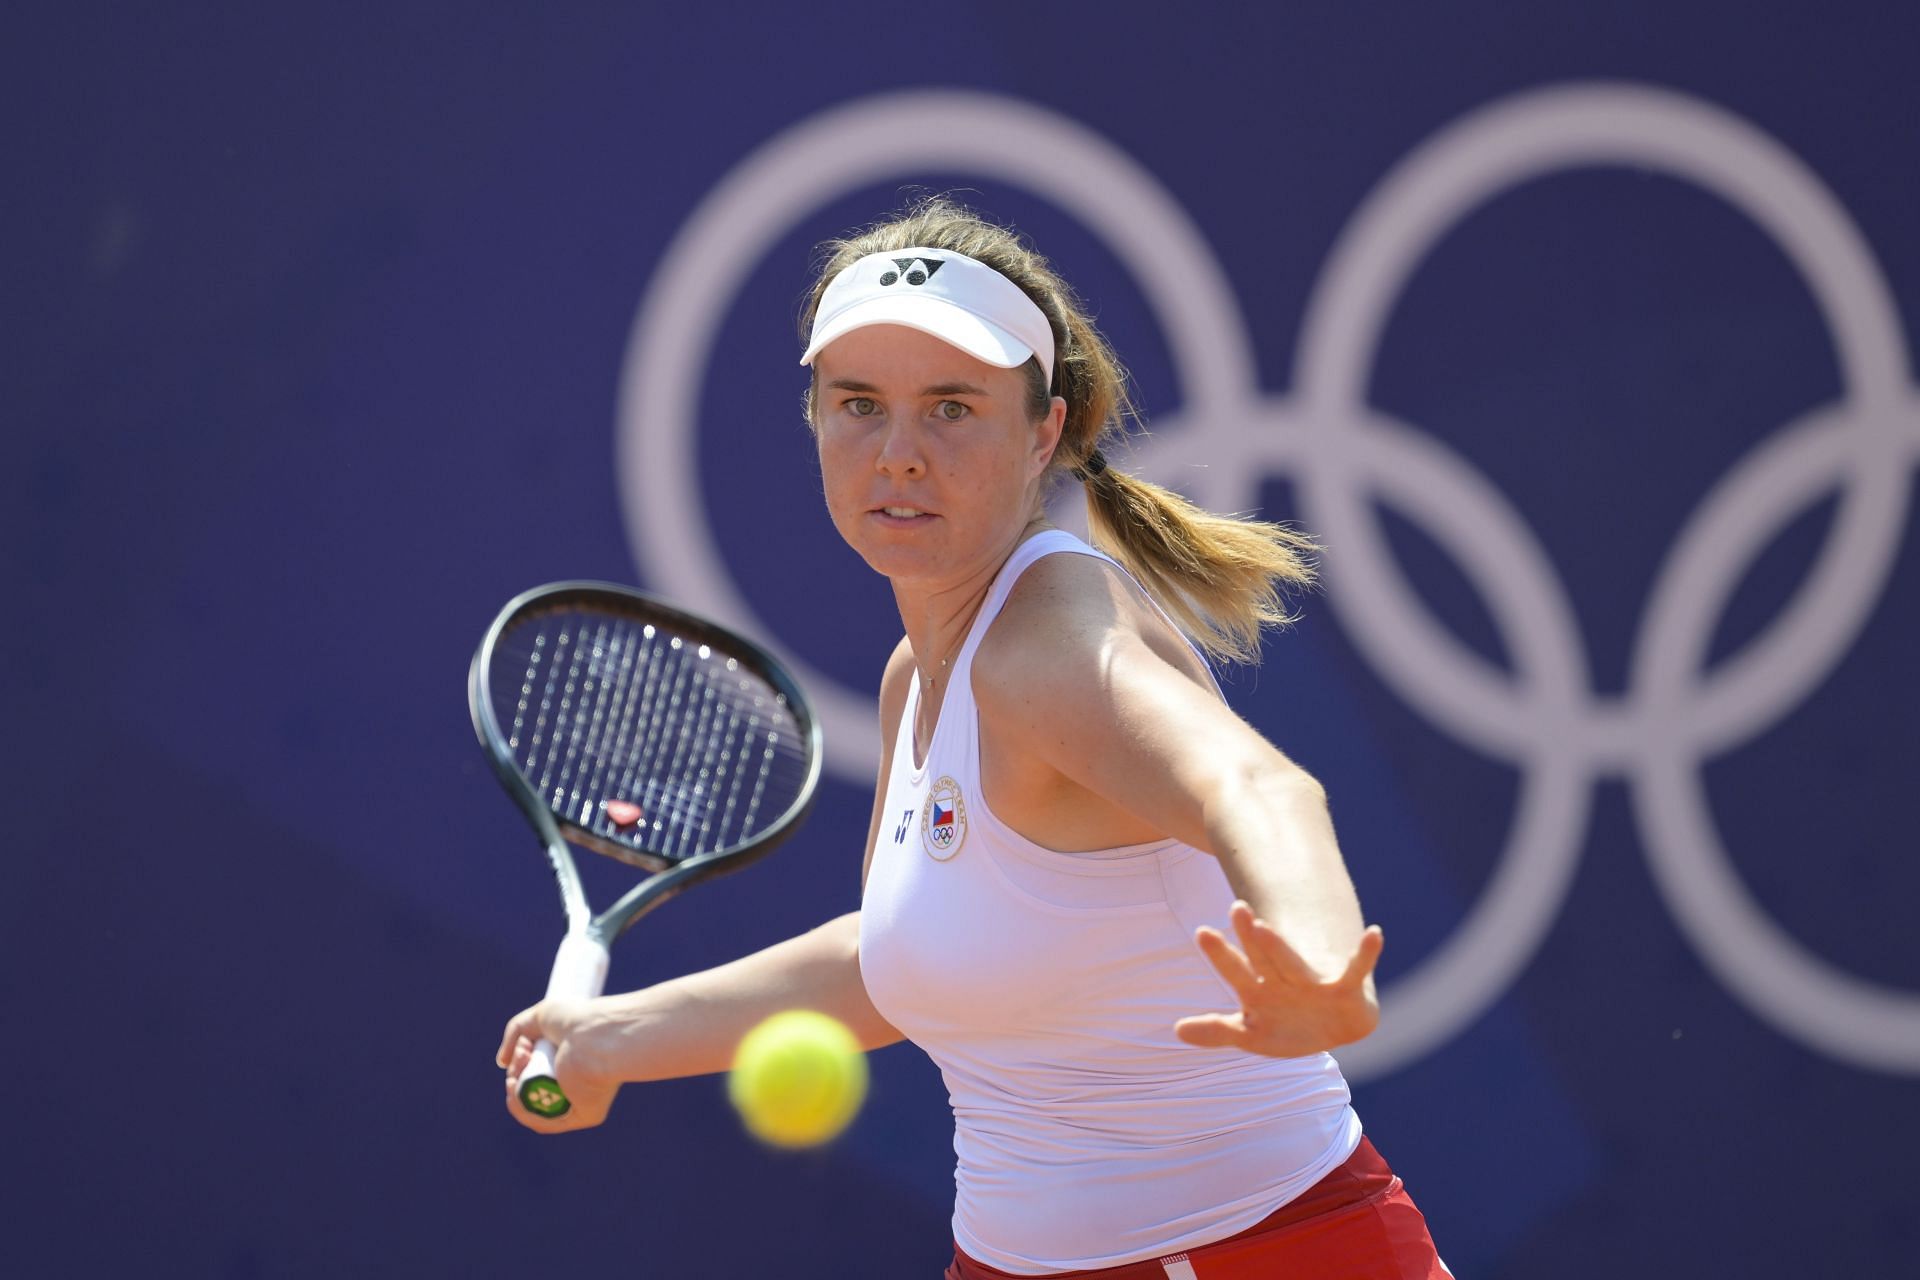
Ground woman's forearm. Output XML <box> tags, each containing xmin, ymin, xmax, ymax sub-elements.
<box><xmin>578</xmin><ymin>911</ymin><xmax>901</xmax><ymax>1084</ymax></box>
<box><xmin>1204</xmin><ymin>767</ymin><xmax>1368</xmax><ymax>981</ymax></box>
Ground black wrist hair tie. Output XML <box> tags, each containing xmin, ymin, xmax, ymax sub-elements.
<box><xmin>1072</xmin><ymin>450</ymin><xmax>1109</xmax><ymax>482</ymax></box>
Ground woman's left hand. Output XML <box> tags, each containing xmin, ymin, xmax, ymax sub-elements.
<box><xmin>1174</xmin><ymin>900</ymin><xmax>1384</xmax><ymax>1058</ymax></box>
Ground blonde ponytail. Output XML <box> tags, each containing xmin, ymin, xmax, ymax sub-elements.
<box><xmin>1081</xmin><ymin>465</ymin><xmax>1317</xmax><ymax>665</ymax></box>
<box><xmin>802</xmin><ymin>197</ymin><xmax>1318</xmax><ymax>665</ymax></box>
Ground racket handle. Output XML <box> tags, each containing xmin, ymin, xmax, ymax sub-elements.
<box><xmin>517</xmin><ymin>933</ymin><xmax>611</xmax><ymax>1119</ymax></box>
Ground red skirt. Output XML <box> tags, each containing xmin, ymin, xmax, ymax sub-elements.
<box><xmin>944</xmin><ymin>1137</ymin><xmax>1449</xmax><ymax>1280</ymax></box>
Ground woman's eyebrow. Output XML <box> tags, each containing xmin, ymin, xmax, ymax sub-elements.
<box><xmin>823</xmin><ymin>377</ymin><xmax>989</xmax><ymax>397</ymax></box>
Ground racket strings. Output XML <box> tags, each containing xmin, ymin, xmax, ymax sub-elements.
<box><xmin>583</xmin><ymin>619</ymin><xmax>653</xmax><ymax>832</ymax></box>
<box><xmin>495</xmin><ymin>609</ymin><xmax>810</xmax><ymax>861</ymax></box>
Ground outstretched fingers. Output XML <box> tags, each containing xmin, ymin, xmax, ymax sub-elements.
<box><xmin>1173</xmin><ymin>1011</ymin><xmax>1249</xmax><ymax>1048</ymax></box>
<box><xmin>1342</xmin><ymin>925</ymin><xmax>1385</xmax><ymax>987</ymax></box>
<box><xmin>1179</xmin><ymin>909</ymin><xmax>1388</xmax><ymax>1056</ymax></box>
<box><xmin>1195</xmin><ymin>921</ymin><xmax>1270</xmax><ymax>1001</ymax></box>
<box><xmin>1228</xmin><ymin>902</ymin><xmax>1385</xmax><ymax>990</ymax></box>
<box><xmin>1230</xmin><ymin>901</ymin><xmax>1324</xmax><ymax>985</ymax></box>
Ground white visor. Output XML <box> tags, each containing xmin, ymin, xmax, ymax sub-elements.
<box><xmin>800</xmin><ymin>247</ymin><xmax>1055</xmax><ymax>384</ymax></box>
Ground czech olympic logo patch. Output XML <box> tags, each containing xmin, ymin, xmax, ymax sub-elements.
<box><xmin>922</xmin><ymin>776</ymin><xmax>967</xmax><ymax>861</ymax></box>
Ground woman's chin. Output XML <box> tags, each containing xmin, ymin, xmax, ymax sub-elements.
<box><xmin>853</xmin><ymin>544</ymin><xmax>934</xmax><ymax>581</ymax></box>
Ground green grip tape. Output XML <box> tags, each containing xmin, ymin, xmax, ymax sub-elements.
<box><xmin>520</xmin><ymin>1075</ymin><xmax>571</xmax><ymax>1118</ymax></box>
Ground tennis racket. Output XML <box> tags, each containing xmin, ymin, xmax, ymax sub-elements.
<box><xmin>470</xmin><ymin>581</ymin><xmax>822</xmax><ymax>1118</ymax></box>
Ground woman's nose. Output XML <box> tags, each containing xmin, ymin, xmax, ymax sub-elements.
<box><xmin>875</xmin><ymin>417</ymin><xmax>925</xmax><ymax>476</ymax></box>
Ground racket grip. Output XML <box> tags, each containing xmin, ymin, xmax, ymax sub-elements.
<box><xmin>517</xmin><ymin>934</ymin><xmax>611</xmax><ymax>1119</ymax></box>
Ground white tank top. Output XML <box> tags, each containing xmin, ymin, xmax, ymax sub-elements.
<box><xmin>859</xmin><ymin>530</ymin><xmax>1361</xmax><ymax>1274</ymax></box>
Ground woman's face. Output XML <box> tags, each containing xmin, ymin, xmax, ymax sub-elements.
<box><xmin>812</xmin><ymin>323</ymin><xmax>1064</xmax><ymax>591</ymax></box>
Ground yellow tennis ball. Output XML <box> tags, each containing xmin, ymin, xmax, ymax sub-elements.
<box><xmin>728</xmin><ymin>1009</ymin><xmax>868</xmax><ymax>1149</ymax></box>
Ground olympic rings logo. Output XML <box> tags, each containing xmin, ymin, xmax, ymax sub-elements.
<box><xmin>615</xmin><ymin>83</ymin><xmax>1920</xmax><ymax>1080</ymax></box>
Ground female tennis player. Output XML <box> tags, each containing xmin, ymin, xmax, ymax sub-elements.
<box><xmin>498</xmin><ymin>199</ymin><xmax>1449</xmax><ymax>1278</ymax></box>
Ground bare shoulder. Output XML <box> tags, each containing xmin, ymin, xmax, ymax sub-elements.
<box><xmin>974</xmin><ymin>550</ymin><xmax>1209</xmax><ymax>706</ymax></box>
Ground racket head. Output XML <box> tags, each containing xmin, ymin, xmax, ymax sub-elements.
<box><xmin>469</xmin><ymin>581</ymin><xmax>823</xmax><ymax>883</ymax></box>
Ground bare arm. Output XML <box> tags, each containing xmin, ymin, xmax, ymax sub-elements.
<box><xmin>976</xmin><ymin>555</ymin><xmax>1380</xmax><ymax>1056</ymax></box>
<box><xmin>496</xmin><ymin>638</ymin><xmax>918</xmax><ymax>1131</ymax></box>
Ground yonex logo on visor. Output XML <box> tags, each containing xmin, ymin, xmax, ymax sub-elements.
<box><xmin>801</xmin><ymin>246</ymin><xmax>1055</xmax><ymax>383</ymax></box>
<box><xmin>878</xmin><ymin>257</ymin><xmax>945</xmax><ymax>286</ymax></box>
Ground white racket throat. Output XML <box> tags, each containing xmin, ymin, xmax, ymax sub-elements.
<box><xmin>544</xmin><ymin>933</ymin><xmax>611</xmax><ymax>1002</ymax></box>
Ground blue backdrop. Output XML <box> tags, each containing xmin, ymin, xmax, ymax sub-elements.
<box><xmin>8</xmin><ymin>3</ymin><xmax>1917</xmax><ymax>1275</ymax></box>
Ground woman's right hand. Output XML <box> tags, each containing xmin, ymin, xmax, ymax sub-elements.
<box><xmin>496</xmin><ymin>999</ymin><xmax>621</xmax><ymax>1133</ymax></box>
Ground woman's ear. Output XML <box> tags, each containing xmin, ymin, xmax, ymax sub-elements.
<box><xmin>1031</xmin><ymin>395</ymin><xmax>1068</xmax><ymax>476</ymax></box>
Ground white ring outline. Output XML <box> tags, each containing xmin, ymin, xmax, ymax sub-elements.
<box><xmin>616</xmin><ymin>83</ymin><xmax>1920</xmax><ymax>1077</ymax></box>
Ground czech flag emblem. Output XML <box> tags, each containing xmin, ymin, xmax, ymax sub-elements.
<box><xmin>922</xmin><ymin>777</ymin><xmax>966</xmax><ymax>860</ymax></box>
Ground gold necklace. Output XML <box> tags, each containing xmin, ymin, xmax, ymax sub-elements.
<box><xmin>920</xmin><ymin>593</ymin><xmax>987</xmax><ymax>690</ymax></box>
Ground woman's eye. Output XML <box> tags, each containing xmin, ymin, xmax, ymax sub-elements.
<box><xmin>937</xmin><ymin>400</ymin><xmax>968</xmax><ymax>421</ymax></box>
<box><xmin>847</xmin><ymin>397</ymin><xmax>877</xmax><ymax>416</ymax></box>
